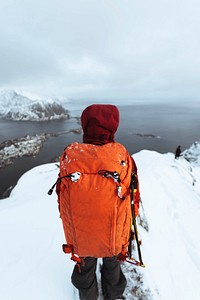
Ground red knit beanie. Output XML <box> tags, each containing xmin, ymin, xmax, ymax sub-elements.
<box><xmin>81</xmin><ymin>104</ymin><xmax>119</xmax><ymax>144</ymax></box>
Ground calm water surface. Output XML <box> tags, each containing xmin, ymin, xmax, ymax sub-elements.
<box><xmin>0</xmin><ymin>101</ymin><xmax>200</xmax><ymax>198</ymax></box>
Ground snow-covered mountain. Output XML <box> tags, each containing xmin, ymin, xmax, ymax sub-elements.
<box><xmin>0</xmin><ymin>90</ymin><xmax>69</xmax><ymax>121</ymax></box>
<box><xmin>0</xmin><ymin>142</ymin><xmax>200</xmax><ymax>299</ymax></box>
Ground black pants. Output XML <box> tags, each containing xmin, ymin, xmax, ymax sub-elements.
<box><xmin>71</xmin><ymin>256</ymin><xmax>126</xmax><ymax>300</ymax></box>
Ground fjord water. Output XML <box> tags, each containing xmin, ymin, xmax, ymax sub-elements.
<box><xmin>0</xmin><ymin>101</ymin><xmax>200</xmax><ymax>198</ymax></box>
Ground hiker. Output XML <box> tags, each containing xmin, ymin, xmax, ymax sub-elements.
<box><xmin>56</xmin><ymin>104</ymin><xmax>140</xmax><ymax>300</ymax></box>
<box><xmin>175</xmin><ymin>145</ymin><xmax>181</xmax><ymax>159</ymax></box>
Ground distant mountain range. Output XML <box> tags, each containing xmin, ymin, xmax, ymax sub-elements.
<box><xmin>0</xmin><ymin>90</ymin><xmax>69</xmax><ymax>121</ymax></box>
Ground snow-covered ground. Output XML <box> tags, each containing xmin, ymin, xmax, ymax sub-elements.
<box><xmin>0</xmin><ymin>143</ymin><xmax>200</xmax><ymax>300</ymax></box>
<box><xmin>0</xmin><ymin>90</ymin><xmax>69</xmax><ymax>121</ymax></box>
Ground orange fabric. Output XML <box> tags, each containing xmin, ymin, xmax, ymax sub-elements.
<box><xmin>58</xmin><ymin>142</ymin><xmax>133</xmax><ymax>258</ymax></box>
<box><xmin>134</xmin><ymin>187</ymin><xmax>140</xmax><ymax>217</ymax></box>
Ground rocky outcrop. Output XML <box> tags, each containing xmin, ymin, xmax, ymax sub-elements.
<box><xmin>0</xmin><ymin>134</ymin><xmax>49</xmax><ymax>168</ymax></box>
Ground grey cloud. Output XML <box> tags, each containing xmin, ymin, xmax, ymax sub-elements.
<box><xmin>0</xmin><ymin>0</ymin><xmax>200</xmax><ymax>99</ymax></box>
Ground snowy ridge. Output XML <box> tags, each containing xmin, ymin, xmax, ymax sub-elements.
<box><xmin>135</xmin><ymin>149</ymin><xmax>200</xmax><ymax>300</ymax></box>
<box><xmin>0</xmin><ymin>144</ymin><xmax>200</xmax><ymax>299</ymax></box>
<box><xmin>0</xmin><ymin>90</ymin><xmax>69</xmax><ymax>121</ymax></box>
<box><xmin>182</xmin><ymin>141</ymin><xmax>200</xmax><ymax>167</ymax></box>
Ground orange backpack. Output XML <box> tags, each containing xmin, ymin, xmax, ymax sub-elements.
<box><xmin>57</xmin><ymin>142</ymin><xmax>133</xmax><ymax>258</ymax></box>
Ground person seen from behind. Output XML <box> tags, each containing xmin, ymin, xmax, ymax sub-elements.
<box><xmin>56</xmin><ymin>104</ymin><xmax>140</xmax><ymax>300</ymax></box>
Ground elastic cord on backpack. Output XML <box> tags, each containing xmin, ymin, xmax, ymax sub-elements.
<box><xmin>48</xmin><ymin>175</ymin><xmax>72</xmax><ymax>195</ymax></box>
<box><xmin>98</xmin><ymin>170</ymin><xmax>121</xmax><ymax>183</ymax></box>
<box><xmin>98</xmin><ymin>170</ymin><xmax>127</xmax><ymax>200</ymax></box>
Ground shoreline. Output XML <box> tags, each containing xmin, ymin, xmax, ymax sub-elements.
<box><xmin>1</xmin><ymin>101</ymin><xmax>200</xmax><ymax>199</ymax></box>
<box><xmin>0</xmin><ymin>128</ymin><xmax>82</xmax><ymax>169</ymax></box>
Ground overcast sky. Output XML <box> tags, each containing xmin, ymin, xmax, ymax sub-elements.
<box><xmin>0</xmin><ymin>0</ymin><xmax>200</xmax><ymax>101</ymax></box>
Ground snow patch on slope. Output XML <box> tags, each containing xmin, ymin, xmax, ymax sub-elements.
<box><xmin>183</xmin><ymin>141</ymin><xmax>200</xmax><ymax>167</ymax></box>
<box><xmin>134</xmin><ymin>148</ymin><xmax>200</xmax><ymax>300</ymax></box>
